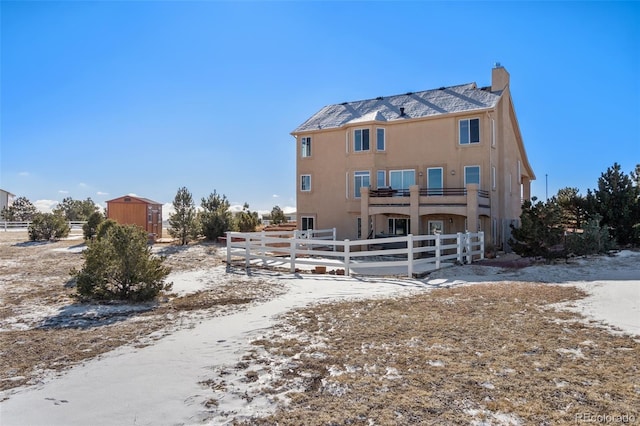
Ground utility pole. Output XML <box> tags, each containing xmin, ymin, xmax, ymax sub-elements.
<box><xmin>545</xmin><ymin>174</ymin><xmax>548</xmax><ymax>201</ymax></box>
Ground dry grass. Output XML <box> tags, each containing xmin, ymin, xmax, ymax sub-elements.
<box><xmin>233</xmin><ymin>283</ymin><xmax>639</xmax><ymax>425</ymax></box>
<box><xmin>0</xmin><ymin>231</ymin><xmax>285</xmax><ymax>393</ymax></box>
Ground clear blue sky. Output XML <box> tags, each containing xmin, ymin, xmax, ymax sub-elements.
<box><xmin>1</xmin><ymin>1</ymin><xmax>639</xmax><ymax>214</ymax></box>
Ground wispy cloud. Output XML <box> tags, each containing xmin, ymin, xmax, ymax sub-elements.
<box><xmin>78</xmin><ymin>182</ymin><xmax>88</xmax><ymax>188</ymax></box>
<box><xmin>58</xmin><ymin>190</ymin><xmax>69</xmax><ymax>194</ymax></box>
<box><xmin>18</xmin><ymin>171</ymin><xmax>29</xmax><ymax>177</ymax></box>
<box><xmin>96</xmin><ymin>191</ymin><xmax>109</xmax><ymax>196</ymax></box>
<box><xmin>272</xmin><ymin>194</ymin><xmax>280</xmax><ymax>198</ymax></box>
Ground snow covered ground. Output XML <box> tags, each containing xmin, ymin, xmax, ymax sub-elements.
<box><xmin>0</xmin><ymin>250</ymin><xmax>638</xmax><ymax>425</ymax></box>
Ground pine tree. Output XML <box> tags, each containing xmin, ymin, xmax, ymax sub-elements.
<box><xmin>1</xmin><ymin>196</ymin><xmax>37</xmax><ymax>221</ymax></box>
<box><xmin>235</xmin><ymin>202</ymin><xmax>260</xmax><ymax>232</ymax></box>
<box><xmin>200</xmin><ymin>191</ymin><xmax>233</xmax><ymax>241</ymax></box>
<box><xmin>168</xmin><ymin>187</ymin><xmax>199</xmax><ymax>245</ymax></box>
<box><xmin>509</xmin><ymin>197</ymin><xmax>564</xmax><ymax>258</ymax></box>
<box><xmin>73</xmin><ymin>224</ymin><xmax>171</xmax><ymax>302</ymax></box>
<box><xmin>270</xmin><ymin>205</ymin><xmax>286</xmax><ymax>225</ymax></box>
<box><xmin>593</xmin><ymin>163</ymin><xmax>638</xmax><ymax>245</ymax></box>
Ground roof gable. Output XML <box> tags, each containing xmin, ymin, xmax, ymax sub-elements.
<box><xmin>293</xmin><ymin>83</ymin><xmax>502</xmax><ymax>133</ymax></box>
<box><xmin>106</xmin><ymin>195</ymin><xmax>162</xmax><ymax>205</ymax></box>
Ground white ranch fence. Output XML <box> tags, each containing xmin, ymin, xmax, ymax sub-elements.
<box><xmin>1</xmin><ymin>220</ymin><xmax>86</xmax><ymax>231</ymax></box>
<box><xmin>226</xmin><ymin>228</ymin><xmax>484</xmax><ymax>278</ymax></box>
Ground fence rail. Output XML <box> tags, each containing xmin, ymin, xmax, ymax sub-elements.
<box><xmin>1</xmin><ymin>220</ymin><xmax>87</xmax><ymax>231</ymax></box>
<box><xmin>226</xmin><ymin>228</ymin><xmax>484</xmax><ymax>278</ymax></box>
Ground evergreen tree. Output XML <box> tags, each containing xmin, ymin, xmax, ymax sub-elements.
<box><xmin>54</xmin><ymin>197</ymin><xmax>99</xmax><ymax>221</ymax></box>
<box><xmin>555</xmin><ymin>187</ymin><xmax>588</xmax><ymax>230</ymax></box>
<box><xmin>509</xmin><ymin>197</ymin><xmax>564</xmax><ymax>258</ymax></box>
<box><xmin>83</xmin><ymin>211</ymin><xmax>105</xmax><ymax>240</ymax></box>
<box><xmin>28</xmin><ymin>212</ymin><xmax>70</xmax><ymax>241</ymax></box>
<box><xmin>168</xmin><ymin>187</ymin><xmax>199</xmax><ymax>245</ymax></box>
<box><xmin>235</xmin><ymin>202</ymin><xmax>260</xmax><ymax>232</ymax></box>
<box><xmin>593</xmin><ymin>163</ymin><xmax>638</xmax><ymax>245</ymax></box>
<box><xmin>270</xmin><ymin>205</ymin><xmax>287</xmax><ymax>225</ymax></box>
<box><xmin>1</xmin><ymin>196</ymin><xmax>37</xmax><ymax>221</ymax></box>
<box><xmin>200</xmin><ymin>191</ymin><xmax>232</xmax><ymax>241</ymax></box>
<box><xmin>73</xmin><ymin>224</ymin><xmax>171</xmax><ymax>302</ymax></box>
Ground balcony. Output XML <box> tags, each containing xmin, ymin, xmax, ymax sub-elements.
<box><xmin>361</xmin><ymin>184</ymin><xmax>491</xmax><ymax>220</ymax></box>
<box><xmin>370</xmin><ymin>187</ymin><xmax>490</xmax><ymax>198</ymax></box>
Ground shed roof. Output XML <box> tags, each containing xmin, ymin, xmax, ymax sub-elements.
<box><xmin>292</xmin><ymin>83</ymin><xmax>502</xmax><ymax>133</ymax></box>
<box><xmin>106</xmin><ymin>195</ymin><xmax>162</xmax><ymax>205</ymax></box>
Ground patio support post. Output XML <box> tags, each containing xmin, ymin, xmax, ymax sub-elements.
<box><xmin>409</xmin><ymin>185</ymin><xmax>420</xmax><ymax>234</ymax></box>
<box><xmin>361</xmin><ymin>187</ymin><xmax>370</xmax><ymax>242</ymax></box>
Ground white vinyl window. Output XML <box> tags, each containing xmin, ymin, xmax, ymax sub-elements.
<box><xmin>459</xmin><ymin>118</ymin><xmax>480</xmax><ymax>144</ymax></box>
<box><xmin>464</xmin><ymin>166</ymin><xmax>481</xmax><ymax>186</ymax></box>
<box><xmin>354</xmin><ymin>129</ymin><xmax>370</xmax><ymax>151</ymax></box>
<box><xmin>389</xmin><ymin>169</ymin><xmax>415</xmax><ymax>191</ymax></box>
<box><xmin>376</xmin><ymin>128</ymin><xmax>385</xmax><ymax>151</ymax></box>
<box><xmin>300</xmin><ymin>175</ymin><xmax>311</xmax><ymax>192</ymax></box>
<box><xmin>301</xmin><ymin>137</ymin><xmax>311</xmax><ymax>157</ymax></box>
<box><xmin>354</xmin><ymin>171</ymin><xmax>370</xmax><ymax>198</ymax></box>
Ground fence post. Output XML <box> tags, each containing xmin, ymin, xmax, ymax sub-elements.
<box><xmin>226</xmin><ymin>232</ymin><xmax>232</xmax><ymax>265</ymax></box>
<box><xmin>479</xmin><ymin>231</ymin><xmax>485</xmax><ymax>260</ymax></box>
<box><xmin>261</xmin><ymin>230</ymin><xmax>266</xmax><ymax>258</ymax></box>
<box><xmin>290</xmin><ymin>237</ymin><xmax>296</xmax><ymax>274</ymax></box>
<box><xmin>344</xmin><ymin>240</ymin><xmax>350</xmax><ymax>276</ymax></box>
<box><xmin>245</xmin><ymin>235</ymin><xmax>251</xmax><ymax>269</ymax></box>
<box><xmin>465</xmin><ymin>231</ymin><xmax>472</xmax><ymax>264</ymax></box>
<box><xmin>407</xmin><ymin>234</ymin><xmax>414</xmax><ymax>278</ymax></box>
<box><xmin>435</xmin><ymin>233</ymin><xmax>441</xmax><ymax>270</ymax></box>
<box><xmin>457</xmin><ymin>232</ymin><xmax>463</xmax><ymax>264</ymax></box>
<box><xmin>333</xmin><ymin>228</ymin><xmax>337</xmax><ymax>251</ymax></box>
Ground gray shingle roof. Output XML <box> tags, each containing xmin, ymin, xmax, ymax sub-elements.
<box><xmin>293</xmin><ymin>83</ymin><xmax>502</xmax><ymax>133</ymax></box>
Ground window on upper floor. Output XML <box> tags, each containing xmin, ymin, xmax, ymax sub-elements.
<box><xmin>354</xmin><ymin>129</ymin><xmax>370</xmax><ymax>152</ymax></box>
<box><xmin>389</xmin><ymin>169</ymin><xmax>415</xmax><ymax>191</ymax></box>
<box><xmin>354</xmin><ymin>171</ymin><xmax>370</xmax><ymax>198</ymax></box>
<box><xmin>300</xmin><ymin>175</ymin><xmax>311</xmax><ymax>192</ymax></box>
<box><xmin>464</xmin><ymin>166</ymin><xmax>481</xmax><ymax>186</ymax></box>
<box><xmin>376</xmin><ymin>170</ymin><xmax>386</xmax><ymax>189</ymax></box>
<box><xmin>376</xmin><ymin>128</ymin><xmax>385</xmax><ymax>151</ymax></box>
<box><xmin>459</xmin><ymin>118</ymin><xmax>480</xmax><ymax>145</ymax></box>
<box><xmin>301</xmin><ymin>137</ymin><xmax>311</xmax><ymax>157</ymax></box>
<box><xmin>427</xmin><ymin>167</ymin><xmax>443</xmax><ymax>196</ymax></box>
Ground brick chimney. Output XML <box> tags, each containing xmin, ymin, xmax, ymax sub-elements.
<box><xmin>491</xmin><ymin>63</ymin><xmax>510</xmax><ymax>92</ymax></box>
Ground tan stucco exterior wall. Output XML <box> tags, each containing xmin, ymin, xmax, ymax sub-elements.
<box><xmin>294</xmin><ymin>69</ymin><xmax>534</xmax><ymax>249</ymax></box>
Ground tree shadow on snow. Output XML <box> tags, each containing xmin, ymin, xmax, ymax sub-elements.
<box><xmin>37</xmin><ymin>302</ymin><xmax>156</xmax><ymax>329</ymax></box>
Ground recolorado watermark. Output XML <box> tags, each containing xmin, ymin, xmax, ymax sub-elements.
<box><xmin>575</xmin><ymin>412</ymin><xmax>637</xmax><ymax>424</ymax></box>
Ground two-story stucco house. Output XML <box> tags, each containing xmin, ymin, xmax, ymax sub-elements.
<box><xmin>0</xmin><ymin>189</ymin><xmax>16</xmax><ymax>215</ymax></box>
<box><xmin>291</xmin><ymin>65</ymin><xmax>535</xmax><ymax>249</ymax></box>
